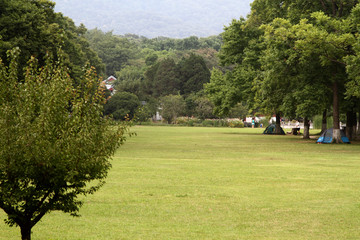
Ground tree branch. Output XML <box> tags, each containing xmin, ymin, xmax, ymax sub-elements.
<box><xmin>31</xmin><ymin>191</ymin><xmax>58</xmax><ymax>228</ymax></box>
<box><xmin>319</xmin><ymin>0</ymin><xmax>328</xmax><ymax>13</ymax></box>
<box><xmin>331</xmin><ymin>0</ymin><xmax>338</xmax><ymax>17</ymax></box>
<box><xmin>339</xmin><ymin>2</ymin><xmax>344</xmax><ymax>17</ymax></box>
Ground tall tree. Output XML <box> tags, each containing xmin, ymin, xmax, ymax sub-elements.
<box><xmin>290</xmin><ymin>13</ymin><xmax>355</xmax><ymax>142</ymax></box>
<box><xmin>144</xmin><ymin>58</ymin><xmax>181</xmax><ymax>98</ymax></box>
<box><xmin>206</xmin><ymin>18</ymin><xmax>262</xmax><ymax>117</ymax></box>
<box><xmin>178</xmin><ymin>53</ymin><xmax>211</xmax><ymax>96</ymax></box>
<box><xmin>261</xmin><ymin>18</ymin><xmax>331</xmax><ymax>138</ymax></box>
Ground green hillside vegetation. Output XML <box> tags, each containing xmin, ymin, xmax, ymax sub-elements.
<box><xmin>84</xmin><ymin>29</ymin><xmax>233</xmax><ymax>121</ymax></box>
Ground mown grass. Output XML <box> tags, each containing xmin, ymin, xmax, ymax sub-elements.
<box><xmin>1</xmin><ymin>126</ymin><xmax>360</xmax><ymax>239</ymax></box>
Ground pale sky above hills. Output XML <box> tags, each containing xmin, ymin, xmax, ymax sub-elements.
<box><xmin>53</xmin><ymin>0</ymin><xmax>253</xmax><ymax>38</ymax></box>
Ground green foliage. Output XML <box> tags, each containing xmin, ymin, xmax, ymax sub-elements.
<box><xmin>104</xmin><ymin>91</ymin><xmax>140</xmax><ymax>120</ymax></box>
<box><xmin>160</xmin><ymin>94</ymin><xmax>186</xmax><ymax>124</ymax></box>
<box><xmin>206</xmin><ymin>17</ymin><xmax>262</xmax><ymax>117</ymax></box>
<box><xmin>227</xmin><ymin>120</ymin><xmax>245</xmax><ymax>128</ymax></box>
<box><xmin>207</xmin><ymin>0</ymin><xmax>360</xmax><ymax>143</ymax></box>
<box><xmin>205</xmin><ymin>68</ymin><xmax>246</xmax><ymax>117</ymax></box>
<box><xmin>144</xmin><ymin>54</ymin><xmax>211</xmax><ymax>99</ymax></box>
<box><xmin>313</xmin><ymin>115</ymin><xmax>334</xmax><ymax>129</ymax></box>
<box><xmin>134</xmin><ymin>105</ymin><xmax>154</xmax><ymax>123</ymax></box>
<box><xmin>114</xmin><ymin>65</ymin><xmax>145</xmax><ymax>97</ymax></box>
<box><xmin>178</xmin><ymin>54</ymin><xmax>211</xmax><ymax>96</ymax></box>
<box><xmin>248</xmin><ymin>0</ymin><xmax>358</xmax><ymax>26</ymax></box>
<box><xmin>194</xmin><ymin>96</ymin><xmax>215</xmax><ymax>120</ymax></box>
<box><xmin>0</xmin><ymin>0</ymin><xmax>104</xmax><ymax>81</ymax></box>
<box><xmin>219</xmin><ymin>18</ymin><xmax>261</xmax><ymax>65</ymax></box>
<box><xmin>0</xmin><ymin>49</ymin><xmax>128</xmax><ymax>239</ymax></box>
<box><xmin>145</xmin><ymin>53</ymin><xmax>158</xmax><ymax>66</ymax></box>
<box><xmin>85</xmin><ymin>29</ymin><xmax>135</xmax><ymax>76</ymax></box>
<box><xmin>174</xmin><ymin>117</ymin><xmax>231</xmax><ymax>127</ymax></box>
<box><xmin>228</xmin><ymin>103</ymin><xmax>249</xmax><ymax>119</ymax></box>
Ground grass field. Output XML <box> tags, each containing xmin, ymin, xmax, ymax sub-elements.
<box><xmin>1</xmin><ymin>126</ymin><xmax>360</xmax><ymax>239</ymax></box>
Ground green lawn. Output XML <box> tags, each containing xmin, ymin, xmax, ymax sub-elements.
<box><xmin>1</xmin><ymin>126</ymin><xmax>360</xmax><ymax>239</ymax></box>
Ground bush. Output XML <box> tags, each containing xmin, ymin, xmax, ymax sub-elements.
<box><xmin>228</xmin><ymin>120</ymin><xmax>244</xmax><ymax>128</ymax></box>
<box><xmin>104</xmin><ymin>91</ymin><xmax>140</xmax><ymax>120</ymax></box>
<box><xmin>187</xmin><ymin>120</ymin><xmax>195</xmax><ymax>126</ymax></box>
<box><xmin>201</xmin><ymin>119</ymin><xmax>215</xmax><ymax>127</ymax></box>
<box><xmin>160</xmin><ymin>94</ymin><xmax>186</xmax><ymax>124</ymax></box>
<box><xmin>213</xmin><ymin>120</ymin><xmax>228</xmax><ymax>127</ymax></box>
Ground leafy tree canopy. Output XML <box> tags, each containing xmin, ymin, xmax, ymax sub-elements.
<box><xmin>0</xmin><ymin>0</ymin><xmax>104</xmax><ymax>81</ymax></box>
<box><xmin>0</xmin><ymin>48</ymin><xmax>129</xmax><ymax>240</ymax></box>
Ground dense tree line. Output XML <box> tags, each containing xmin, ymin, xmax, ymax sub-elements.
<box><xmin>84</xmin><ymin>29</ymin><xmax>226</xmax><ymax>122</ymax></box>
<box><xmin>206</xmin><ymin>0</ymin><xmax>360</xmax><ymax>143</ymax></box>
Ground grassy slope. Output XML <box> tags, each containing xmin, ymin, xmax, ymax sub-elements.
<box><xmin>1</xmin><ymin>126</ymin><xmax>360</xmax><ymax>239</ymax></box>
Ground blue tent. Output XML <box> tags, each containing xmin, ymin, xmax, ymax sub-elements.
<box><xmin>317</xmin><ymin>128</ymin><xmax>350</xmax><ymax>144</ymax></box>
<box><xmin>263</xmin><ymin>124</ymin><xmax>285</xmax><ymax>135</ymax></box>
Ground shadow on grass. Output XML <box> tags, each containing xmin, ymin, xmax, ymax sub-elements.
<box><xmin>223</xmin><ymin>132</ymin><xmax>264</xmax><ymax>136</ymax></box>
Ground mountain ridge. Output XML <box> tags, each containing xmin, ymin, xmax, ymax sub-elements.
<box><xmin>53</xmin><ymin>0</ymin><xmax>253</xmax><ymax>38</ymax></box>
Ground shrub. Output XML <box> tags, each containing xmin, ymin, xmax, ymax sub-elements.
<box><xmin>160</xmin><ymin>94</ymin><xmax>186</xmax><ymax>124</ymax></box>
<box><xmin>228</xmin><ymin>120</ymin><xmax>244</xmax><ymax>128</ymax></box>
<box><xmin>187</xmin><ymin>119</ymin><xmax>195</xmax><ymax>126</ymax></box>
<box><xmin>202</xmin><ymin>119</ymin><xmax>215</xmax><ymax>127</ymax></box>
<box><xmin>104</xmin><ymin>91</ymin><xmax>140</xmax><ymax>120</ymax></box>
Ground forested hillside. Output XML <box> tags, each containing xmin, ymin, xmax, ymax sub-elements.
<box><xmin>53</xmin><ymin>0</ymin><xmax>253</xmax><ymax>38</ymax></box>
<box><xmin>84</xmin><ymin>30</ymin><xmax>246</xmax><ymax>122</ymax></box>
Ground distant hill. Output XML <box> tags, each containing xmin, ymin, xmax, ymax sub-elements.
<box><xmin>53</xmin><ymin>0</ymin><xmax>253</xmax><ymax>38</ymax></box>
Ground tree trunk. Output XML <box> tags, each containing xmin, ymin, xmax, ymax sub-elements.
<box><xmin>352</xmin><ymin>111</ymin><xmax>357</xmax><ymax>140</ymax></box>
<box><xmin>275</xmin><ymin>113</ymin><xmax>281</xmax><ymax>134</ymax></box>
<box><xmin>346</xmin><ymin>111</ymin><xmax>354</xmax><ymax>141</ymax></box>
<box><xmin>20</xmin><ymin>224</ymin><xmax>32</xmax><ymax>240</ymax></box>
<box><xmin>321</xmin><ymin>110</ymin><xmax>327</xmax><ymax>134</ymax></box>
<box><xmin>332</xmin><ymin>82</ymin><xmax>342</xmax><ymax>143</ymax></box>
<box><xmin>358</xmin><ymin>109</ymin><xmax>360</xmax><ymax>135</ymax></box>
<box><xmin>303</xmin><ymin>117</ymin><xmax>310</xmax><ymax>139</ymax></box>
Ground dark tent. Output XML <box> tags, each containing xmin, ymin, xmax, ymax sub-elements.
<box><xmin>317</xmin><ymin>128</ymin><xmax>350</xmax><ymax>144</ymax></box>
<box><xmin>263</xmin><ymin>124</ymin><xmax>285</xmax><ymax>135</ymax></box>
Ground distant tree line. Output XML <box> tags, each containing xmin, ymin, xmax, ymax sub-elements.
<box><xmin>84</xmin><ymin>29</ymin><xmax>245</xmax><ymax>122</ymax></box>
<box><xmin>0</xmin><ymin>0</ymin><xmax>248</xmax><ymax>124</ymax></box>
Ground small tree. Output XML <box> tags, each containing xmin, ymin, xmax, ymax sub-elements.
<box><xmin>0</xmin><ymin>49</ymin><xmax>129</xmax><ymax>240</ymax></box>
<box><xmin>104</xmin><ymin>91</ymin><xmax>140</xmax><ymax>120</ymax></box>
<box><xmin>160</xmin><ymin>94</ymin><xmax>186</xmax><ymax>124</ymax></box>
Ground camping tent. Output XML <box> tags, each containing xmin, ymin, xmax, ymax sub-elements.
<box><xmin>316</xmin><ymin>128</ymin><xmax>350</xmax><ymax>144</ymax></box>
<box><xmin>263</xmin><ymin>124</ymin><xmax>285</xmax><ymax>135</ymax></box>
